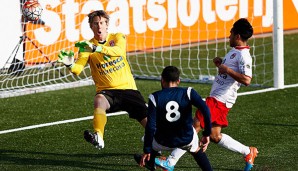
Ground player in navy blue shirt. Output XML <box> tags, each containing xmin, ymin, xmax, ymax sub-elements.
<box><xmin>135</xmin><ymin>66</ymin><xmax>213</xmax><ymax>171</ymax></box>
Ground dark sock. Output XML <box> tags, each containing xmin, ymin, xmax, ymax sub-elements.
<box><xmin>147</xmin><ymin>150</ymin><xmax>159</xmax><ymax>169</ymax></box>
<box><xmin>191</xmin><ymin>149</ymin><xmax>213</xmax><ymax>171</ymax></box>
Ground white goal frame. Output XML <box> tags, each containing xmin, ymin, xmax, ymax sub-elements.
<box><xmin>273</xmin><ymin>0</ymin><xmax>284</xmax><ymax>89</ymax></box>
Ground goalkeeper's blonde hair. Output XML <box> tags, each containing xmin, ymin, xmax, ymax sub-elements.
<box><xmin>88</xmin><ymin>10</ymin><xmax>110</xmax><ymax>27</ymax></box>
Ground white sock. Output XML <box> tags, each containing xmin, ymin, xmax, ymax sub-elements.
<box><xmin>218</xmin><ymin>133</ymin><xmax>250</xmax><ymax>156</ymax></box>
<box><xmin>168</xmin><ymin>148</ymin><xmax>187</xmax><ymax>166</ymax></box>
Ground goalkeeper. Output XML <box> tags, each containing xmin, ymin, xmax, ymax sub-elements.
<box><xmin>57</xmin><ymin>10</ymin><xmax>148</xmax><ymax>150</ymax></box>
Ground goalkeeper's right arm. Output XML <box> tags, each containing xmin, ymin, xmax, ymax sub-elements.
<box><xmin>69</xmin><ymin>54</ymin><xmax>89</xmax><ymax>76</ymax></box>
<box><xmin>57</xmin><ymin>50</ymin><xmax>74</xmax><ymax>67</ymax></box>
<box><xmin>57</xmin><ymin>50</ymin><xmax>89</xmax><ymax>76</ymax></box>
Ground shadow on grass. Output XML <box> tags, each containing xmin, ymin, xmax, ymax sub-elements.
<box><xmin>0</xmin><ymin>149</ymin><xmax>137</xmax><ymax>171</ymax></box>
<box><xmin>0</xmin><ymin>149</ymin><xmax>272</xmax><ymax>171</ymax></box>
<box><xmin>0</xmin><ymin>149</ymin><xmax>246</xmax><ymax>171</ymax></box>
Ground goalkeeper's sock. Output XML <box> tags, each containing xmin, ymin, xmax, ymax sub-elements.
<box><xmin>93</xmin><ymin>108</ymin><xmax>107</xmax><ymax>139</ymax></box>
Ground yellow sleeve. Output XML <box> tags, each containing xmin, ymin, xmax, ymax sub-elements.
<box><xmin>100</xmin><ymin>33</ymin><xmax>126</xmax><ymax>57</ymax></box>
<box><xmin>70</xmin><ymin>52</ymin><xmax>90</xmax><ymax>75</ymax></box>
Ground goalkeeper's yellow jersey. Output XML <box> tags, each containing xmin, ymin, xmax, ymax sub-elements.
<box><xmin>70</xmin><ymin>33</ymin><xmax>137</xmax><ymax>93</ymax></box>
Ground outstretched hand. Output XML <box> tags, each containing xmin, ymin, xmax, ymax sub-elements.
<box><xmin>57</xmin><ymin>50</ymin><xmax>74</xmax><ymax>67</ymax></box>
<box><xmin>75</xmin><ymin>40</ymin><xmax>102</xmax><ymax>53</ymax></box>
<box><xmin>75</xmin><ymin>41</ymin><xmax>93</xmax><ymax>52</ymax></box>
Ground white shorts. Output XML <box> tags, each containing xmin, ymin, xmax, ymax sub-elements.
<box><xmin>152</xmin><ymin>127</ymin><xmax>199</xmax><ymax>153</ymax></box>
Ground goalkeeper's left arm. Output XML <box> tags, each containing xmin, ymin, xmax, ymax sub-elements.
<box><xmin>75</xmin><ymin>33</ymin><xmax>126</xmax><ymax>57</ymax></box>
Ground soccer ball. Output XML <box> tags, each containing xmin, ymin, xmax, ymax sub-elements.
<box><xmin>22</xmin><ymin>0</ymin><xmax>43</xmax><ymax>21</ymax></box>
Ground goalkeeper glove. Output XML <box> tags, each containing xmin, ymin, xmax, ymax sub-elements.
<box><xmin>57</xmin><ymin>50</ymin><xmax>74</xmax><ymax>67</ymax></box>
<box><xmin>75</xmin><ymin>40</ymin><xmax>102</xmax><ymax>53</ymax></box>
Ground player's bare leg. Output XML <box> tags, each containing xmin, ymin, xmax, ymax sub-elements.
<box><xmin>193</xmin><ymin>116</ymin><xmax>203</xmax><ymax>133</ymax></box>
<box><xmin>139</xmin><ymin>117</ymin><xmax>147</xmax><ymax>128</ymax></box>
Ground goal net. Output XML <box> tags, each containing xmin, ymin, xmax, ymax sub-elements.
<box><xmin>0</xmin><ymin>0</ymin><xmax>291</xmax><ymax>98</ymax></box>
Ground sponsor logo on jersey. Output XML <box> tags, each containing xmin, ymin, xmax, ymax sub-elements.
<box><xmin>230</xmin><ymin>53</ymin><xmax>236</xmax><ymax>59</ymax></box>
<box><xmin>215</xmin><ymin>78</ymin><xmax>225</xmax><ymax>85</ymax></box>
<box><xmin>246</xmin><ymin>64</ymin><xmax>251</xmax><ymax>69</ymax></box>
<box><xmin>96</xmin><ymin>56</ymin><xmax>123</xmax><ymax>69</ymax></box>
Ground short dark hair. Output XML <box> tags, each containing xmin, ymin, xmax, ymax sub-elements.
<box><xmin>161</xmin><ymin>66</ymin><xmax>180</xmax><ymax>82</ymax></box>
<box><xmin>88</xmin><ymin>10</ymin><xmax>110</xmax><ymax>25</ymax></box>
<box><xmin>232</xmin><ymin>18</ymin><xmax>253</xmax><ymax>41</ymax></box>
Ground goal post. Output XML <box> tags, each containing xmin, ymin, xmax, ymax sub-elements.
<box><xmin>273</xmin><ymin>0</ymin><xmax>284</xmax><ymax>89</ymax></box>
<box><xmin>0</xmin><ymin>0</ymin><xmax>296</xmax><ymax>98</ymax></box>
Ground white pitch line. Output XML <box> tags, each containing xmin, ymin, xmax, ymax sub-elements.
<box><xmin>238</xmin><ymin>87</ymin><xmax>278</xmax><ymax>96</ymax></box>
<box><xmin>238</xmin><ymin>84</ymin><xmax>298</xmax><ymax>96</ymax></box>
<box><xmin>0</xmin><ymin>111</ymin><xmax>127</xmax><ymax>135</ymax></box>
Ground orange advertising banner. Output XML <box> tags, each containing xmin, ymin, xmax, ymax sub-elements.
<box><xmin>24</xmin><ymin>0</ymin><xmax>298</xmax><ymax>64</ymax></box>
